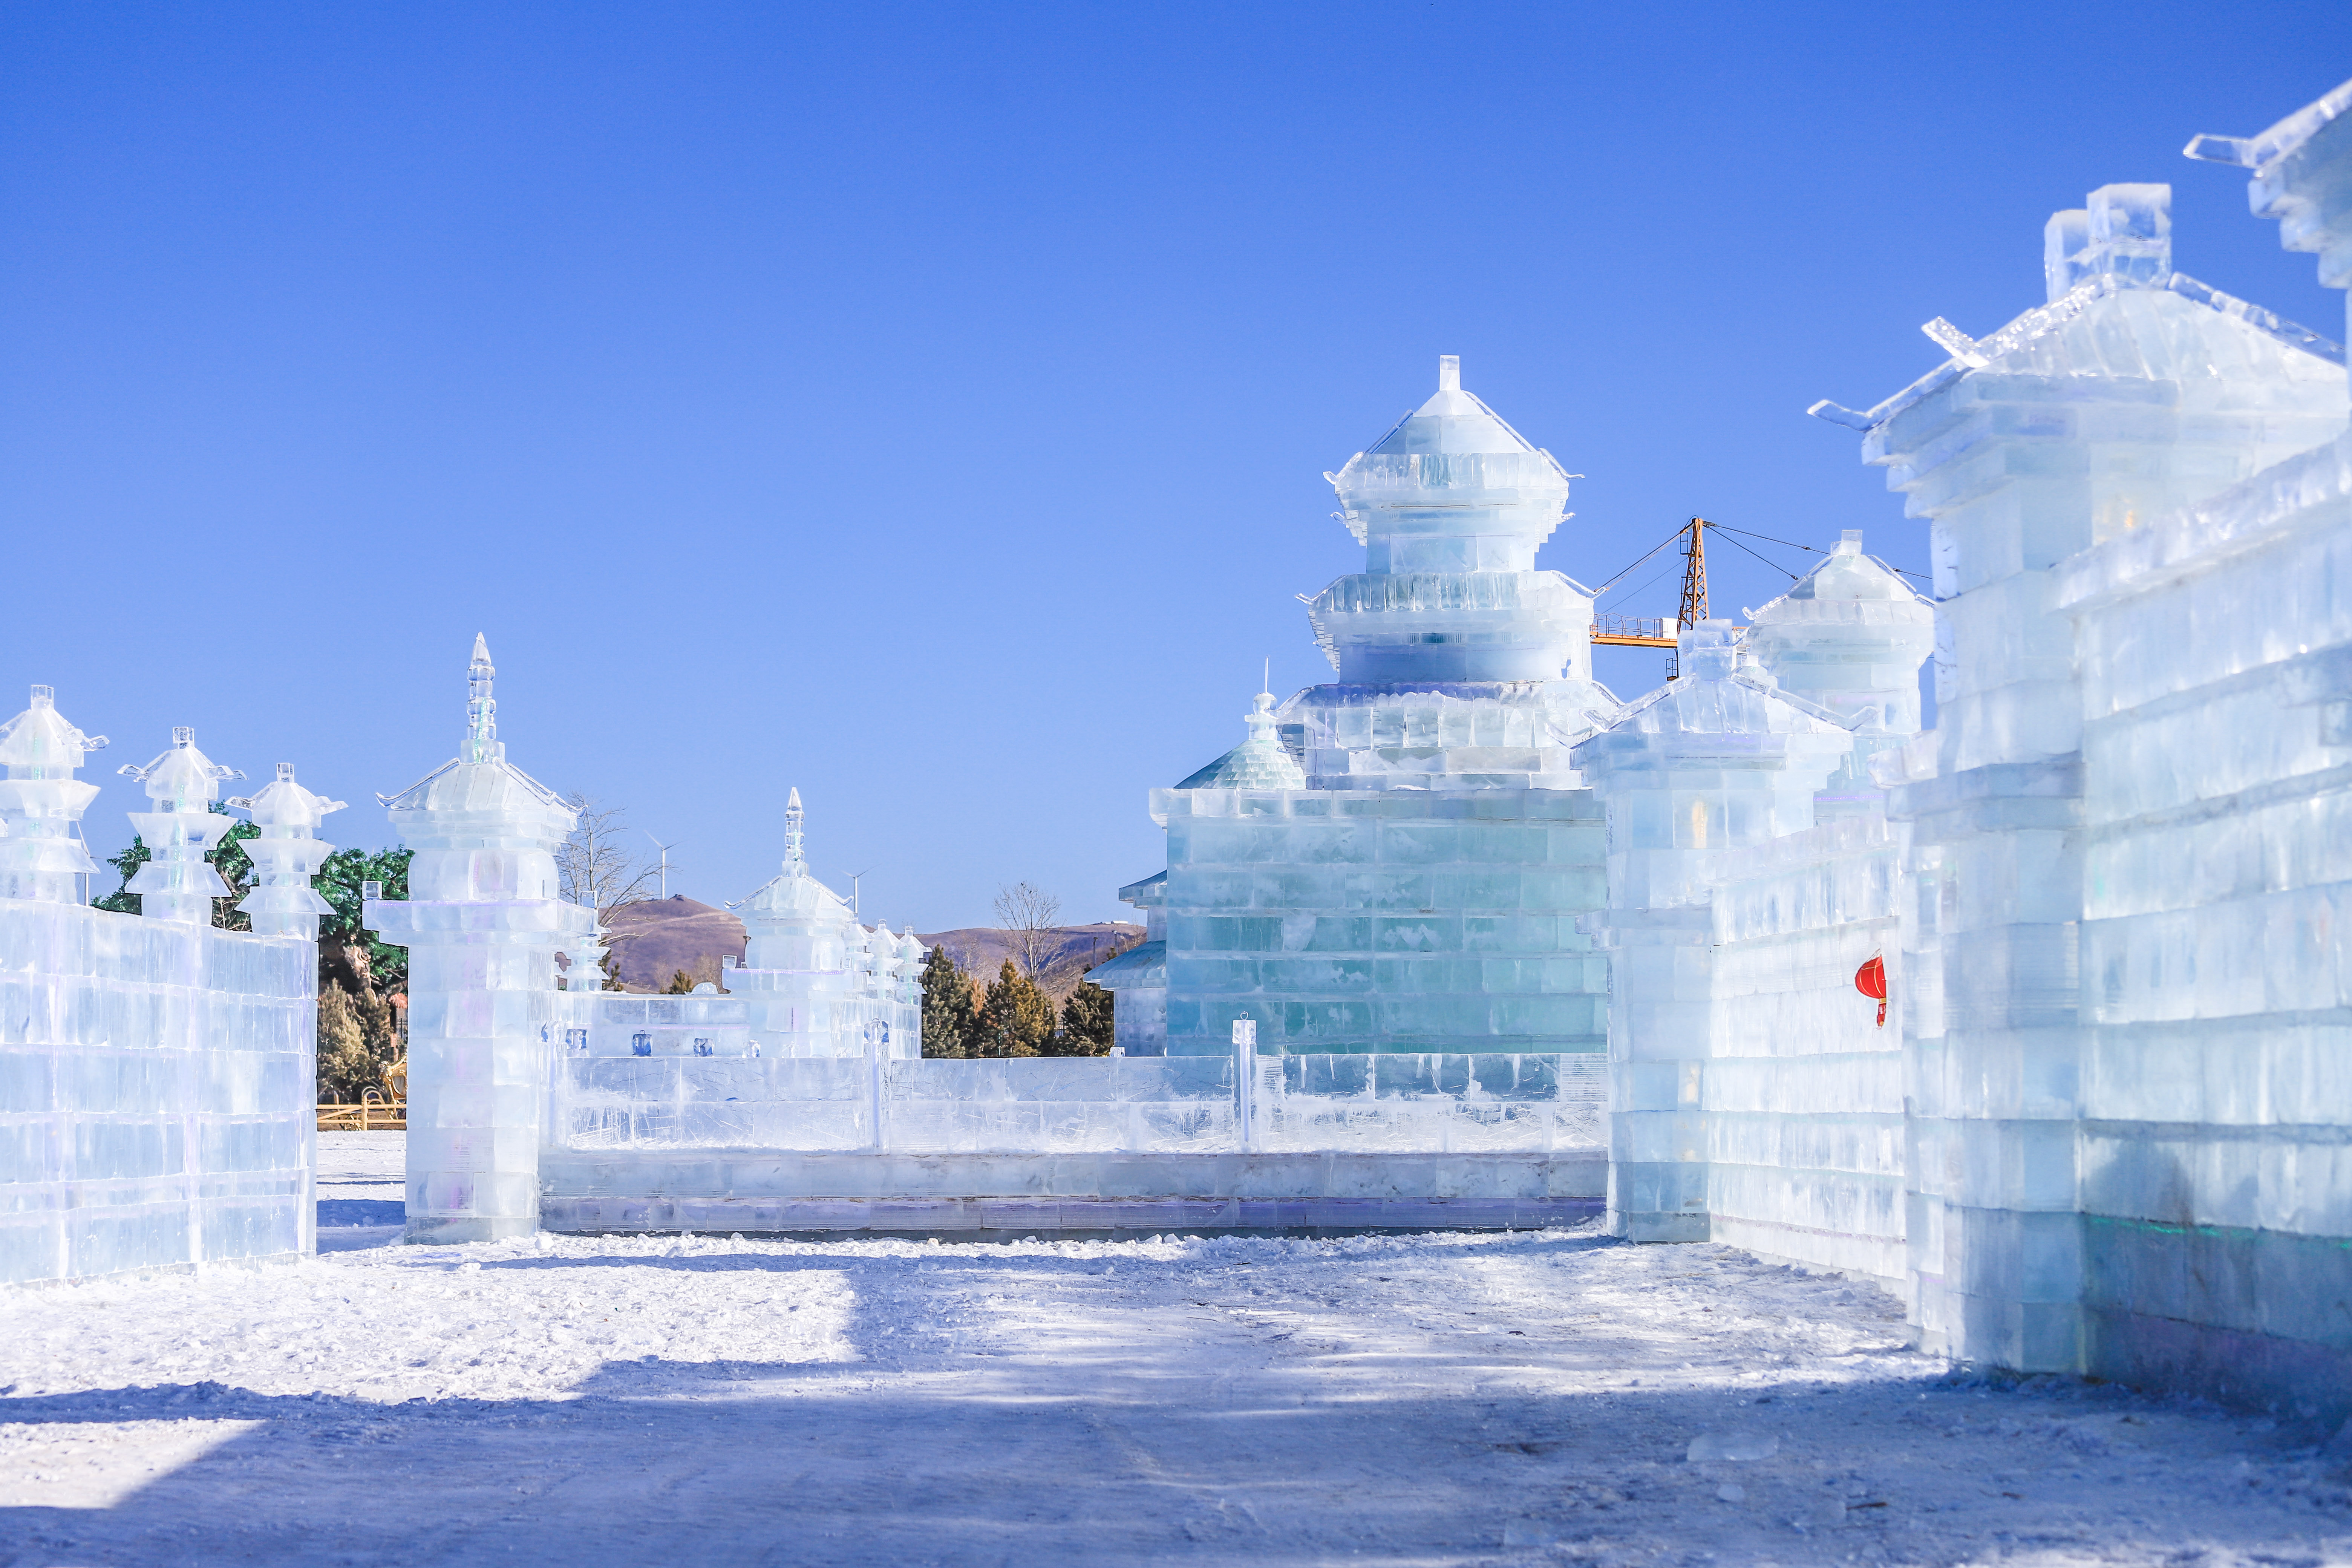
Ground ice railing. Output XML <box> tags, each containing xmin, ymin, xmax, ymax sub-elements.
<box><xmin>549</xmin><ymin>1051</ymin><xmax>1607</xmax><ymax>1157</ymax></box>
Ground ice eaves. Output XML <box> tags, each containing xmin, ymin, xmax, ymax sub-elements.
<box><xmin>2184</xmin><ymin>75</ymin><xmax>2352</xmax><ymax>172</ymax></box>
<box><xmin>1807</xmin><ymin>270</ymin><xmax>2344</xmax><ymax>435</ymax></box>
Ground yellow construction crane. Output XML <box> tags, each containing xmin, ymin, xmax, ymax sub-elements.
<box><xmin>1589</xmin><ymin>518</ymin><xmax>1713</xmax><ymax>676</ymax></box>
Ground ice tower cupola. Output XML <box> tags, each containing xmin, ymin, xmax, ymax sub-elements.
<box><xmin>1312</xmin><ymin>355</ymin><xmax>1594</xmax><ymax>683</ymax></box>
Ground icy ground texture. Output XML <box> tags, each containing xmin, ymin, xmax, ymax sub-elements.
<box><xmin>4</xmin><ymin>1223</ymin><xmax>2348</xmax><ymax>1565</ymax></box>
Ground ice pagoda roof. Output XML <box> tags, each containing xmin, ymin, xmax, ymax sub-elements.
<box><xmin>1746</xmin><ymin>533</ymin><xmax>1927</xmax><ymax>619</ymax></box>
<box><xmin>0</xmin><ymin>686</ymin><xmax>105</xmax><ymax>778</ymax></box>
<box><xmin>740</xmin><ymin>787</ymin><xmax>854</xmax><ymax>919</ymax></box>
<box><xmin>1811</xmin><ymin>273</ymin><xmax>2343</xmax><ymax>436</ymax></box>
<box><xmin>2184</xmin><ymin>74</ymin><xmax>2352</xmax><ymax>176</ymax></box>
<box><xmin>1811</xmin><ymin>184</ymin><xmax>2343</xmax><ymax>437</ymax></box>
<box><xmin>1364</xmin><ymin>355</ymin><xmax>1554</xmax><ymax>461</ymax></box>
<box><xmin>119</xmin><ymin>728</ymin><xmax>243</xmax><ymax>812</ymax></box>
<box><xmin>1175</xmin><ymin>692</ymin><xmax>1308</xmax><ymax>791</ymax></box>
<box><xmin>378</xmin><ymin>637</ymin><xmax>571</xmax><ymax>819</ymax></box>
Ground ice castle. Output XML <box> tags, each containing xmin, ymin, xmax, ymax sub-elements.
<box><xmin>11</xmin><ymin>70</ymin><xmax>2352</xmax><ymax>1423</ymax></box>
<box><xmin>1092</xmin><ymin>355</ymin><xmax>1621</xmax><ymax>1058</ymax></box>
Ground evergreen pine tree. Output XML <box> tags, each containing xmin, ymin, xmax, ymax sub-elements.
<box><xmin>976</xmin><ymin>960</ymin><xmax>1052</xmax><ymax>1058</ymax></box>
<box><xmin>1050</xmin><ymin>979</ymin><xmax>1116</xmax><ymax>1056</ymax></box>
<box><xmin>316</xmin><ymin>982</ymin><xmax>377</xmax><ymax>1102</ymax></box>
<box><xmin>663</xmin><ymin>969</ymin><xmax>698</xmax><ymax>994</ymax></box>
<box><xmin>919</xmin><ymin>943</ymin><xmax>976</xmax><ymax>1058</ymax></box>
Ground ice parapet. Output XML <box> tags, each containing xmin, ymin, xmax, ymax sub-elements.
<box><xmin>0</xmin><ymin>689</ymin><xmax>318</xmax><ymax>1286</ymax></box>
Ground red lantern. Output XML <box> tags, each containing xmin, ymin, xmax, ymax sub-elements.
<box><xmin>1854</xmin><ymin>954</ymin><xmax>1887</xmax><ymax>1028</ymax></box>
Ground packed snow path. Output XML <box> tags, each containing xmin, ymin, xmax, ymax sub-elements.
<box><xmin>1</xmin><ymin>1139</ymin><xmax>2347</xmax><ymax>1566</ymax></box>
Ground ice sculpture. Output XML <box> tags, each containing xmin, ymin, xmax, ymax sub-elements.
<box><xmin>726</xmin><ymin>788</ymin><xmax>921</xmax><ymax>1058</ymax></box>
<box><xmin>1107</xmin><ymin>357</ymin><xmax>1618</xmax><ymax>1057</ymax></box>
<box><xmin>1295</xmin><ymin>354</ymin><xmax>1618</xmax><ymax>786</ymax></box>
<box><xmin>1835</xmin><ymin>183</ymin><xmax>2350</xmax><ymax>1372</ymax></box>
<box><xmin>0</xmin><ymin>686</ymin><xmax>318</xmax><ymax>1285</ymax></box>
<box><xmin>230</xmin><ymin>764</ymin><xmax>345</xmax><ymax>940</ymax></box>
<box><xmin>0</xmin><ymin>685</ymin><xmax>106</xmax><ymax>902</ymax></box>
<box><xmin>118</xmin><ymin>727</ymin><xmax>245</xmax><ymax>922</ymax></box>
<box><xmin>369</xmin><ymin>635</ymin><xmax>591</xmax><ymax>1243</ymax></box>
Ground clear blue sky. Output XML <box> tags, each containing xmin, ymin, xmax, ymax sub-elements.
<box><xmin>4</xmin><ymin>3</ymin><xmax>2346</xmax><ymax>930</ymax></box>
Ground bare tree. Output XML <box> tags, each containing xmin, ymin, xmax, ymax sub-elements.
<box><xmin>996</xmin><ymin>880</ymin><xmax>1088</xmax><ymax>995</ymax></box>
<box><xmin>557</xmin><ymin>793</ymin><xmax>660</xmax><ymax>916</ymax></box>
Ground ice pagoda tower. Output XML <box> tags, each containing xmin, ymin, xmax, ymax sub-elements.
<box><xmin>1098</xmin><ymin>357</ymin><xmax>1619</xmax><ymax>1056</ymax></box>
<box><xmin>728</xmin><ymin>787</ymin><xmax>922</xmax><ymax>1059</ymax></box>
<box><xmin>369</xmin><ymin>636</ymin><xmax>593</xmax><ymax>1242</ymax></box>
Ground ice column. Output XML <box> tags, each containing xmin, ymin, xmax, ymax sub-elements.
<box><xmin>1573</xmin><ymin>623</ymin><xmax>1851</xmax><ymax>1241</ymax></box>
<box><xmin>368</xmin><ymin>636</ymin><xmax>588</xmax><ymax>1242</ymax></box>
<box><xmin>0</xmin><ymin>686</ymin><xmax>107</xmax><ymax>902</ymax></box>
<box><xmin>228</xmin><ymin>764</ymin><xmax>345</xmax><ymax>940</ymax></box>
<box><xmin>118</xmin><ymin>729</ymin><xmax>245</xmax><ymax>923</ymax></box>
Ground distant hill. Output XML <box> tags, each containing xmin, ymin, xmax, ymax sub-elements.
<box><xmin>594</xmin><ymin>896</ymin><xmax>1142</xmax><ymax>995</ymax></box>
<box><xmin>917</xmin><ymin>923</ymin><xmax>1145</xmax><ymax>990</ymax></box>
<box><xmin>601</xmin><ymin>897</ymin><xmax>745</xmax><ymax>991</ymax></box>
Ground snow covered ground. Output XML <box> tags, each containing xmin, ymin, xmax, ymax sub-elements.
<box><xmin>1</xmin><ymin>1135</ymin><xmax>2347</xmax><ymax>1566</ymax></box>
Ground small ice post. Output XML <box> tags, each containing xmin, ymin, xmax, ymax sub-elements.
<box><xmin>0</xmin><ymin>685</ymin><xmax>107</xmax><ymax>903</ymax></box>
<box><xmin>2043</xmin><ymin>184</ymin><xmax>2171</xmax><ymax>302</ymax></box>
<box><xmin>227</xmin><ymin>762</ymin><xmax>346</xmax><ymax>940</ymax></box>
<box><xmin>118</xmin><ymin>727</ymin><xmax>245</xmax><ymax>923</ymax></box>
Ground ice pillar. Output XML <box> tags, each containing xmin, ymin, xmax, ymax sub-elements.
<box><xmin>1574</xmin><ymin>623</ymin><xmax>1850</xmax><ymax>1242</ymax></box>
<box><xmin>229</xmin><ymin>764</ymin><xmax>345</xmax><ymax>940</ymax></box>
<box><xmin>117</xmin><ymin>729</ymin><xmax>245</xmax><ymax>924</ymax></box>
<box><xmin>0</xmin><ymin>686</ymin><xmax>107</xmax><ymax>903</ymax></box>
<box><xmin>368</xmin><ymin>636</ymin><xmax>588</xmax><ymax>1242</ymax></box>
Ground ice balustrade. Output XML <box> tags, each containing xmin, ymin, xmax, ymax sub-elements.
<box><xmin>547</xmin><ymin>1051</ymin><xmax>1606</xmax><ymax>1158</ymax></box>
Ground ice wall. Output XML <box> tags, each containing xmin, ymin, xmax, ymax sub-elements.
<box><xmin>1852</xmin><ymin>182</ymin><xmax>2349</xmax><ymax>1372</ymax></box>
<box><xmin>536</xmin><ymin>1049</ymin><xmax>1608</xmax><ymax>1233</ymax></box>
<box><xmin>1573</xmin><ymin>622</ymin><xmax>1858</xmax><ymax>1245</ymax></box>
<box><xmin>0</xmin><ymin>689</ymin><xmax>317</xmax><ymax>1286</ymax></box>
<box><xmin>1154</xmin><ymin>780</ymin><xmax>1607</xmax><ymax>1056</ymax></box>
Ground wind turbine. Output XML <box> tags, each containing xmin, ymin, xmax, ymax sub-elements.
<box><xmin>841</xmin><ymin>867</ymin><xmax>873</xmax><ymax>918</ymax></box>
<box><xmin>643</xmin><ymin>831</ymin><xmax>681</xmax><ymax>900</ymax></box>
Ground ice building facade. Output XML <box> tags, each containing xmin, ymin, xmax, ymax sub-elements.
<box><xmin>1099</xmin><ymin>357</ymin><xmax>1619</xmax><ymax>1061</ymax></box>
<box><xmin>0</xmin><ymin>691</ymin><xmax>321</xmax><ymax>1286</ymax></box>
<box><xmin>1569</xmin><ymin>75</ymin><xmax>2352</xmax><ymax>1418</ymax></box>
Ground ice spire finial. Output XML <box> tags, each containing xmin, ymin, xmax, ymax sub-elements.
<box><xmin>465</xmin><ymin>634</ymin><xmax>501</xmax><ymax>764</ymax></box>
<box><xmin>1438</xmin><ymin>354</ymin><xmax>1460</xmax><ymax>392</ymax></box>
<box><xmin>784</xmin><ymin>786</ymin><xmax>805</xmax><ymax>870</ymax></box>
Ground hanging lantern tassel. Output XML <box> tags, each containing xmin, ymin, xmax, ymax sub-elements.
<box><xmin>1854</xmin><ymin>954</ymin><xmax>1888</xmax><ymax>1028</ymax></box>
